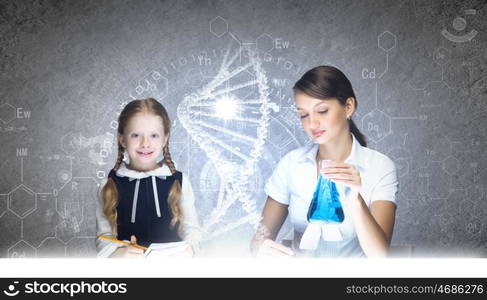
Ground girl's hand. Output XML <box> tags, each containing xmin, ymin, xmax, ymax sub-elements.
<box><xmin>110</xmin><ymin>235</ymin><xmax>145</xmax><ymax>258</ymax></box>
<box><xmin>253</xmin><ymin>238</ymin><xmax>294</xmax><ymax>258</ymax></box>
<box><xmin>321</xmin><ymin>161</ymin><xmax>362</xmax><ymax>193</ymax></box>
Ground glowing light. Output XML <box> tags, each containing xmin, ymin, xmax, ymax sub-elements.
<box><xmin>214</xmin><ymin>96</ymin><xmax>238</xmax><ymax>120</ymax></box>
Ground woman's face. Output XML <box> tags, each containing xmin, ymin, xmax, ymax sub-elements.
<box><xmin>295</xmin><ymin>92</ymin><xmax>353</xmax><ymax>144</ymax></box>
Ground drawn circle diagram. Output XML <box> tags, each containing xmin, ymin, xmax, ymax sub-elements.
<box><xmin>452</xmin><ymin>17</ymin><xmax>467</xmax><ymax>31</ymax></box>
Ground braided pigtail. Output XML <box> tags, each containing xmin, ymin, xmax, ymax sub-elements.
<box><xmin>113</xmin><ymin>144</ymin><xmax>125</xmax><ymax>171</ymax></box>
<box><xmin>101</xmin><ymin>144</ymin><xmax>124</xmax><ymax>235</ymax></box>
<box><xmin>163</xmin><ymin>141</ymin><xmax>184</xmax><ymax>238</ymax></box>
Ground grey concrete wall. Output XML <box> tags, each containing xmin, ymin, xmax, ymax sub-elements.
<box><xmin>0</xmin><ymin>0</ymin><xmax>486</xmax><ymax>258</ymax></box>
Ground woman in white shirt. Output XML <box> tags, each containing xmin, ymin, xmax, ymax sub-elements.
<box><xmin>251</xmin><ymin>66</ymin><xmax>398</xmax><ymax>258</ymax></box>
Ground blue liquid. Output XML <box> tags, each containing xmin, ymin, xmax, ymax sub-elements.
<box><xmin>307</xmin><ymin>175</ymin><xmax>344</xmax><ymax>224</ymax></box>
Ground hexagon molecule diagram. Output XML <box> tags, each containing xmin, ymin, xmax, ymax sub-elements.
<box><xmin>422</xmin><ymin>81</ymin><xmax>451</xmax><ymax>107</ymax></box>
<box><xmin>8</xmin><ymin>240</ymin><xmax>36</xmax><ymax>258</ymax></box>
<box><xmin>361</xmin><ymin>109</ymin><xmax>392</xmax><ymax>143</ymax></box>
<box><xmin>256</xmin><ymin>33</ymin><xmax>274</xmax><ymax>53</ymax></box>
<box><xmin>0</xmin><ymin>103</ymin><xmax>16</xmax><ymax>124</ymax></box>
<box><xmin>433</xmin><ymin>47</ymin><xmax>450</xmax><ymax>66</ymax></box>
<box><xmin>8</xmin><ymin>185</ymin><xmax>36</xmax><ymax>218</ymax></box>
<box><xmin>210</xmin><ymin>16</ymin><xmax>228</xmax><ymax>37</ymax></box>
<box><xmin>378</xmin><ymin>31</ymin><xmax>397</xmax><ymax>52</ymax></box>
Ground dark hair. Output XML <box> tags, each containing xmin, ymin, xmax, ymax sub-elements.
<box><xmin>292</xmin><ymin>65</ymin><xmax>367</xmax><ymax>147</ymax></box>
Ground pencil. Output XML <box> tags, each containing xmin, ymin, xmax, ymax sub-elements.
<box><xmin>98</xmin><ymin>235</ymin><xmax>148</xmax><ymax>251</ymax></box>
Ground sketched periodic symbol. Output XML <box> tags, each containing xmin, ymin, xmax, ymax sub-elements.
<box><xmin>441</xmin><ymin>9</ymin><xmax>478</xmax><ymax>43</ymax></box>
<box><xmin>3</xmin><ymin>281</ymin><xmax>20</xmax><ymax>297</ymax></box>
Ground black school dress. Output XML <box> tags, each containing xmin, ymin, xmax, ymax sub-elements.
<box><xmin>108</xmin><ymin>169</ymin><xmax>183</xmax><ymax>247</ymax></box>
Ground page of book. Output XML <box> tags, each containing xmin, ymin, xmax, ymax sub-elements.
<box><xmin>144</xmin><ymin>241</ymin><xmax>190</xmax><ymax>258</ymax></box>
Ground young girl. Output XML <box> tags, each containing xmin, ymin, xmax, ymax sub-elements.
<box><xmin>251</xmin><ymin>66</ymin><xmax>398</xmax><ymax>258</ymax></box>
<box><xmin>95</xmin><ymin>98</ymin><xmax>200</xmax><ymax>258</ymax></box>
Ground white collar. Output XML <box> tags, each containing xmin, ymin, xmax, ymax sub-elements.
<box><xmin>298</xmin><ymin>134</ymin><xmax>360</xmax><ymax>165</ymax></box>
<box><xmin>116</xmin><ymin>162</ymin><xmax>173</xmax><ymax>180</ymax></box>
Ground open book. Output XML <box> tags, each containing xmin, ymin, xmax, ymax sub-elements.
<box><xmin>144</xmin><ymin>240</ymin><xmax>190</xmax><ymax>258</ymax></box>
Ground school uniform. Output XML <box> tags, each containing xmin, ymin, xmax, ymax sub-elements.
<box><xmin>264</xmin><ymin>134</ymin><xmax>398</xmax><ymax>257</ymax></box>
<box><xmin>95</xmin><ymin>162</ymin><xmax>200</xmax><ymax>257</ymax></box>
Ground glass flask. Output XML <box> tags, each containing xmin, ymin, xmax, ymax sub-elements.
<box><xmin>307</xmin><ymin>160</ymin><xmax>344</xmax><ymax>224</ymax></box>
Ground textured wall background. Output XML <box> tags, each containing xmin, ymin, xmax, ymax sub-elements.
<box><xmin>0</xmin><ymin>0</ymin><xmax>486</xmax><ymax>258</ymax></box>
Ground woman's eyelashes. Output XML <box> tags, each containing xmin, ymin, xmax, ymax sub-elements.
<box><xmin>299</xmin><ymin>110</ymin><xmax>328</xmax><ymax>119</ymax></box>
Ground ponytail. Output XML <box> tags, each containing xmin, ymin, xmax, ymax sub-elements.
<box><xmin>349</xmin><ymin>119</ymin><xmax>367</xmax><ymax>147</ymax></box>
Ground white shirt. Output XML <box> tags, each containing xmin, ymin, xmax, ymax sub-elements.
<box><xmin>95</xmin><ymin>162</ymin><xmax>201</xmax><ymax>257</ymax></box>
<box><xmin>264</xmin><ymin>134</ymin><xmax>398</xmax><ymax>257</ymax></box>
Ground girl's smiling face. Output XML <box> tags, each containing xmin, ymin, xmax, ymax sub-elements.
<box><xmin>295</xmin><ymin>92</ymin><xmax>354</xmax><ymax>144</ymax></box>
<box><xmin>118</xmin><ymin>112</ymin><xmax>168</xmax><ymax>172</ymax></box>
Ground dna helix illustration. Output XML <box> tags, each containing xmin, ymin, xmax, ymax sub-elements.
<box><xmin>177</xmin><ymin>41</ymin><xmax>271</xmax><ymax>240</ymax></box>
